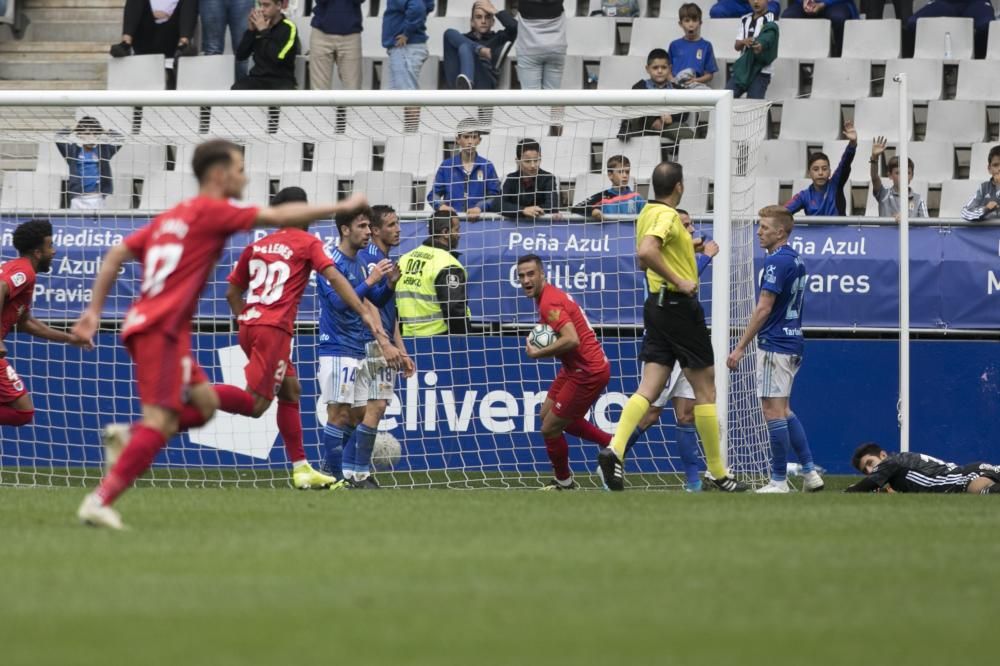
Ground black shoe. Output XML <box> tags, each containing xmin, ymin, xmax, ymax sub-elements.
<box><xmin>706</xmin><ymin>472</ymin><xmax>749</xmax><ymax>493</ymax></box>
<box><xmin>175</xmin><ymin>42</ymin><xmax>198</xmax><ymax>58</ymax></box>
<box><xmin>110</xmin><ymin>41</ymin><xmax>132</xmax><ymax>58</ymax></box>
<box><xmin>540</xmin><ymin>478</ymin><xmax>579</xmax><ymax>491</ymax></box>
<box><xmin>455</xmin><ymin>74</ymin><xmax>472</xmax><ymax>90</ymax></box>
<box><xmin>349</xmin><ymin>476</ymin><xmax>381</xmax><ymax>490</ymax></box>
<box><xmin>597</xmin><ymin>448</ymin><xmax>624</xmax><ymax>492</ymax></box>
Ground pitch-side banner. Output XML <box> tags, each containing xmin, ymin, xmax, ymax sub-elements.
<box><xmin>1</xmin><ymin>216</ymin><xmax>998</xmax><ymax>329</ymax></box>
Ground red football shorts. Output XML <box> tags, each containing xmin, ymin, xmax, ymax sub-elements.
<box><xmin>547</xmin><ymin>365</ymin><xmax>611</xmax><ymax>421</ymax></box>
<box><xmin>238</xmin><ymin>325</ymin><xmax>295</xmax><ymax>401</ymax></box>
<box><xmin>124</xmin><ymin>329</ymin><xmax>208</xmax><ymax>412</ymax></box>
<box><xmin>0</xmin><ymin>357</ymin><xmax>28</xmax><ymax>403</ymax></box>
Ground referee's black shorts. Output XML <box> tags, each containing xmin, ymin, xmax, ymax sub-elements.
<box><xmin>639</xmin><ymin>290</ymin><xmax>714</xmax><ymax>370</ymax></box>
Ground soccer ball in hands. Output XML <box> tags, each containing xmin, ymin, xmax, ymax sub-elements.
<box><xmin>372</xmin><ymin>432</ymin><xmax>402</xmax><ymax>471</ymax></box>
<box><xmin>528</xmin><ymin>323</ymin><xmax>558</xmax><ymax>349</ymax></box>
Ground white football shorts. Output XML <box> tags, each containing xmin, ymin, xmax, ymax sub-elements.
<box><xmin>317</xmin><ymin>355</ymin><xmax>364</xmax><ymax>406</ymax></box>
<box><xmin>756</xmin><ymin>349</ymin><xmax>802</xmax><ymax>398</ymax></box>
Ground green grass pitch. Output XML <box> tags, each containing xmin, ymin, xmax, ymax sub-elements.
<box><xmin>2</xmin><ymin>481</ymin><xmax>996</xmax><ymax>666</ymax></box>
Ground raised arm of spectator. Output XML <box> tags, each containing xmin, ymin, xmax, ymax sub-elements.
<box><xmin>235</xmin><ymin>21</ymin><xmax>258</xmax><ymax>60</ymax></box>
<box><xmin>870</xmin><ymin>136</ymin><xmax>886</xmax><ymax>198</ymax></box>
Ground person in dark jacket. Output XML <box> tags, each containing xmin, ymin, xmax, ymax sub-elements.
<box><xmin>231</xmin><ymin>0</ymin><xmax>299</xmax><ymax>90</ymax></box>
<box><xmin>501</xmin><ymin>139</ymin><xmax>559</xmax><ymax>221</ymax></box>
<box><xmin>309</xmin><ymin>0</ymin><xmax>363</xmax><ymax>89</ymax></box>
<box><xmin>109</xmin><ymin>0</ymin><xmax>198</xmax><ymax>60</ymax></box>
<box><xmin>55</xmin><ymin>116</ymin><xmax>124</xmax><ymax>210</ymax></box>
<box><xmin>617</xmin><ymin>49</ymin><xmax>689</xmax><ymax>142</ymax></box>
<box><xmin>443</xmin><ymin>0</ymin><xmax>517</xmax><ymax>90</ymax></box>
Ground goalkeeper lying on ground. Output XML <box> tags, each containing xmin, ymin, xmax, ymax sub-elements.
<box><xmin>845</xmin><ymin>442</ymin><xmax>1000</xmax><ymax>494</ymax></box>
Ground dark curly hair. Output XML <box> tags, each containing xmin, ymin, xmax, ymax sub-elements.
<box><xmin>12</xmin><ymin>219</ymin><xmax>53</xmax><ymax>256</ymax></box>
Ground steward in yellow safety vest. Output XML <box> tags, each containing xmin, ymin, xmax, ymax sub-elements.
<box><xmin>397</xmin><ymin>210</ymin><xmax>470</xmax><ymax>336</ymax></box>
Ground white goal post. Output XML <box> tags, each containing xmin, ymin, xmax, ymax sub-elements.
<box><xmin>0</xmin><ymin>89</ymin><xmax>770</xmax><ymax>489</ymax></box>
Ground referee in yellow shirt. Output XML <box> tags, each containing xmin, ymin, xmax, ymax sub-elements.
<box><xmin>597</xmin><ymin>161</ymin><xmax>748</xmax><ymax>492</ymax></box>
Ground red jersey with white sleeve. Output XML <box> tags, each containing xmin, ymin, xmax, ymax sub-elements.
<box><xmin>226</xmin><ymin>227</ymin><xmax>334</xmax><ymax>335</ymax></box>
<box><xmin>536</xmin><ymin>284</ymin><xmax>609</xmax><ymax>373</ymax></box>
<box><xmin>122</xmin><ymin>196</ymin><xmax>259</xmax><ymax>341</ymax></box>
<box><xmin>0</xmin><ymin>258</ymin><xmax>36</xmax><ymax>340</ymax></box>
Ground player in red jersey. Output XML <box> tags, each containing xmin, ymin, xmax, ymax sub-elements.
<box><xmin>223</xmin><ymin>187</ymin><xmax>393</xmax><ymax>490</ymax></box>
<box><xmin>0</xmin><ymin>220</ymin><xmax>94</xmax><ymax>428</ymax></box>
<box><xmin>72</xmin><ymin>140</ymin><xmax>400</xmax><ymax>529</ymax></box>
<box><xmin>517</xmin><ymin>254</ymin><xmax>613</xmax><ymax>490</ymax></box>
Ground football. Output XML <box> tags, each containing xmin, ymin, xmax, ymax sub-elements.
<box><xmin>528</xmin><ymin>323</ymin><xmax>558</xmax><ymax>349</ymax></box>
<box><xmin>372</xmin><ymin>432</ymin><xmax>402</xmax><ymax>471</ymax></box>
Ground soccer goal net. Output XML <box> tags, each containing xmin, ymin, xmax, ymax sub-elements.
<box><xmin>0</xmin><ymin>90</ymin><xmax>770</xmax><ymax>490</ymax></box>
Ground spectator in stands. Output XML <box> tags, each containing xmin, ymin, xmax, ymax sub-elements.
<box><xmin>785</xmin><ymin>121</ymin><xmax>858</xmax><ymax>216</ymax></box>
<box><xmin>728</xmin><ymin>0</ymin><xmax>778</xmax><ymax>100</ymax></box>
<box><xmin>443</xmin><ymin>0</ymin><xmax>517</xmax><ymax>90</ymax></box>
<box><xmin>903</xmin><ymin>0</ymin><xmax>993</xmax><ymax>59</ymax></box>
<box><xmin>515</xmin><ymin>0</ymin><xmax>567</xmax><ymax>89</ymax></box>
<box><xmin>397</xmin><ymin>210</ymin><xmax>470</xmax><ymax>336</ymax></box>
<box><xmin>617</xmin><ymin>49</ymin><xmax>690</xmax><ymax>142</ymax></box>
<box><xmin>710</xmin><ymin>0</ymin><xmax>780</xmax><ymax>18</ymax></box>
<box><xmin>383</xmin><ymin>0</ymin><xmax>434</xmax><ymax>90</ymax></box>
<box><xmin>429</xmin><ymin>118</ymin><xmax>501</xmax><ymax>221</ymax></box>
<box><xmin>960</xmin><ymin>145</ymin><xmax>1000</xmax><ymax>221</ymax></box>
<box><xmin>199</xmin><ymin>0</ymin><xmax>253</xmax><ymax>80</ymax></box>
<box><xmin>668</xmin><ymin>3</ymin><xmax>718</xmax><ymax>89</ymax></box>
<box><xmin>571</xmin><ymin>154</ymin><xmax>646</xmax><ymax>221</ymax></box>
<box><xmin>55</xmin><ymin>117</ymin><xmax>123</xmax><ymax>211</ymax></box>
<box><xmin>231</xmin><ymin>0</ymin><xmax>299</xmax><ymax>90</ymax></box>
<box><xmin>860</xmin><ymin>0</ymin><xmax>911</xmax><ymax>23</ymax></box>
<box><xmin>781</xmin><ymin>0</ymin><xmax>859</xmax><ymax>58</ymax></box>
<box><xmin>309</xmin><ymin>0</ymin><xmax>363</xmax><ymax>90</ymax></box>
<box><xmin>869</xmin><ymin>137</ymin><xmax>928</xmax><ymax>219</ymax></box>
<box><xmin>595</xmin><ymin>0</ymin><xmax>640</xmax><ymax>17</ymax></box>
<box><xmin>501</xmin><ymin>139</ymin><xmax>559</xmax><ymax>221</ymax></box>
<box><xmin>109</xmin><ymin>0</ymin><xmax>198</xmax><ymax>60</ymax></box>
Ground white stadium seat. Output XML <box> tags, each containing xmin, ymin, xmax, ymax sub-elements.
<box><xmin>209</xmin><ymin>106</ymin><xmax>271</xmax><ymax>139</ymax></box>
<box><xmin>842</xmin><ymin>19</ymin><xmax>901</xmax><ymax>59</ymax></box>
<box><xmin>969</xmin><ymin>143</ymin><xmax>996</xmax><ymax>175</ymax></box>
<box><xmin>884</xmin><ymin>58</ymin><xmax>943</xmax><ymax>101</ymax></box>
<box><xmin>914</xmin><ymin>17</ymin><xmax>974</xmax><ymax>59</ymax></box>
<box><xmin>924</xmin><ymin>100</ymin><xmax>987</xmax><ymax>144</ymax></box>
<box><xmin>759</xmin><ymin>140</ymin><xmax>808</xmax><ymax>180</ymax></box>
<box><xmin>764</xmin><ymin>59</ymin><xmax>800</xmax><ymax>101</ymax></box>
<box><xmin>596</xmin><ymin>55</ymin><xmax>645</xmax><ymax>90</ymax></box>
<box><xmin>244</xmin><ymin>141</ymin><xmax>304</xmax><ymax>178</ymax></box>
<box><xmin>538</xmin><ymin>136</ymin><xmax>595</xmax><ymax>180</ymax></box>
<box><xmin>681</xmin><ymin>176</ymin><xmax>710</xmax><ymax>213</ymax></box>
<box><xmin>565</xmin><ymin>17</ymin><xmax>618</xmax><ymax>57</ymax></box>
<box><xmin>384</xmin><ymin>135</ymin><xmax>445</xmax><ymax>180</ymax></box>
<box><xmin>778</xmin><ymin>99</ymin><xmax>841</xmax><ymax>141</ymax></box>
<box><xmin>279</xmin><ymin>171</ymin><xmax>337</xmax><ymax>204</ymax></box>
<box><xmin>810</xmin><ymin>58</ymin><xmax>871</xmax><ymax>101</ymax></box>
<box><xmin>35</xmin><ymin>142</ymin><xmax>69</xmax><ymax>176</ymax></box>
<box><xmin>853</xmin><ymin>94</ymin><xmax>913</xmax><ymax>143</ymax></box>
<box><xmin>104</xmin><ymin>176</ymin><xmax>137</xmax><ymax>210</ymax></box>
<box><xmin>777</xmin><ymin>18</ymin><xmax>831</xmax><ymax>60</ymax></box>
<box><xmin>628</xmin><ymin>18</ymin><xmax>667</xmax><ymax>56</ymax></box>
<box><xmin>176</xmin><ymin>55</ymin><xmax>235</xmax><ymax>90</ymax></box>
<box><xmin>479</xmin><ymin>133</ymin><xmax>523</xmax><ymax>180</ymax></box>
<box><xmin>107</xmin><ymin>54</ymin><xmax>166</xmax><ymax>90</ymax></box>
<box><xmin>938</xmin><ymin>179</ymin><xmax>976</xmax><ymax>217</ymax></box>
<box><xmin>138</xmin><ymin>172</ymin><xmax>199</xmax><ymax>211</ymax></box>
<box><xmin>314</xmin><ymin>138</ymin><xmax>374</xmax><ymax>176</ymax></box>
<box><xmin>361</xmin><ymin>17</ymin><xmax>385</xmax><ymax>58</ymax></box>
<box><xmin>699</xmin><ymin>18</ymin><xmax>741</xmax><ymax>61</ymax></box>
<box><xmin>1</xmin><ymin>172</ymin><xmax>63</xmax><ymax>210</ymax></box>
<box><xmin>351</xmin><ymin>171</ymin><xmax>415</xmax><ymax>211</ymax></box>
<box><xmin>955</xmin><ymin>60</ymin><xmax>1000</xmax><ymax>102</ymax></box>
<box><xmin>676</xmin><ymin>138</ymin><xmax>715</xmax><ymax>178</ymax></box>
<box><xmin>111</xmin><ymin>143</ymin><xmax>168</xmax><ymax>179</ymax></box>
<box><xmin>988</xmin><ymin>20</ymin><xmax>1000</xmax><ymax>60</ymax></box>
<box><xmin>903</xmin><ymin>141</ymin><xmax>955</xmax><ymax>183</ymax></box>
<box><xmin>139</xmin><ymin>106</ymin><xmax>203</xmax><ymax>140</ymax></box>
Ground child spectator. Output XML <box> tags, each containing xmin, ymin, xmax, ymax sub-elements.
<box><xmin>785</xmin><ymin>121</ymin><xmax>857</xmax><ymax>216</ymax></box>
<box><xmin>709</xmin><ymin>0</ymin><xmax>780</xmax><ymax>18</ymax></box>
<box><xmin>55</xmin><ymin>116</ymin><xmax>124</xmax><ymax>211</ymax></box>
<box><xmin>383</xmin><ymin>0</ymin><xmax>434</xmax><ymax>90</ymax></box>
<box><xmin>571</xmin><ymin>155</ymin><xmax>647</xmax><ymax>221</ymax></box>
<box><xmin>728</xmin><ymin>0</ymin><xmax>778</xmax><ymax>100</ymax></box>
<box><xmin>429</xmin><ymin>118</ymin><xmax>501</xmax><ymax>221</ymax></box>
<box><xmin>443</xmin><ymin>0</ymin><xmax>517</xmax><ymax>90</ymax></box>
<box><xmin>617</xmin><ymin>49</ymin><xmax>689</xmax><ymax>141</ymax></box>
<box><xmin>231</xmin><ymin>0</ymin><xmax>299</xmax><ymax>90</ymax></box>
<box><xmin>501</xmin><ymin>139</ymin><xmax>559</xmax><ymax>220</ymax></box>
<box><xmin>781</xmin><ymin>0</ymin><xmax>859</xmax><ymax>58</ymax></box>
<box><xmin>869</xmin><ymin>136</ymin><xmax>928</xmax><ymax>219</ymax></box>
<box><xmin>668</xmin><ymin>3</ymin><xmax>718</xmax><ymax>89</ymax></box>
<box><xmin>596</xmin><ymin>0</ymin><xmax>641</xmax><ymax>17</ymax></box>
<box><xmin>960</xmin><ymin>144</ymin><xmax>1000</xmax><ymax>221</ymax></box>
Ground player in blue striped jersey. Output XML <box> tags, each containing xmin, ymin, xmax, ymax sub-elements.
<box><xmin>727</xmin><ymin>205</ymin><xmax>823</xmax><ymax>493</ymax></box>
<box><xmin>317</xmin><ymin>207</ymin><xmax>397</xmax><ymax>487</ymax></box>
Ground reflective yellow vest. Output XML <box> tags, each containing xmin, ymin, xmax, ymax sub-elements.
<box><xmin>397</xmin><ymin>244</ymin><xmax>466</xmax><ymax>336</ymax></box>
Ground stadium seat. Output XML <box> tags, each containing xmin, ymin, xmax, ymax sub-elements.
<box><xmin>314</xmin><ymin>138</ymin><xmax>374</xmax><ymax>175</ymax></box>
<box><xmin>279</xmin><ymin>171</ymin><xmax>337</xmax><ymax>204</ymax></box>
<box><xmin>883</xmin><ymin>58</ymin><xmax>943</xmax><ymax>101</ymax></box>
<box><xmin>763</xmin><ymin>59</ymin><xmax>800</xmax><ymax>101</ymax></box>
<box><xmin>955</xmin><ymin>60</ymin><xmax>1000</xmax><ymax>102</ymax></box>
<box><xmin>351</xmin><ymin>171</ymin><xmax>415</xmax><ymax>211</ymax></box>
<box><xmin>842</xmin><ymin>19</ymin><xmax>901</xmax><ymax>59</ymax></box>
<box><xmin>294</xmin><ymin>15</ymin><xmax>310</xmax><ymax>53</ymax></box>
<box><xmin>106</xmin><ymin>54</ymin><xmax>166</xmax><ymax>91</ymax></box>
<box><xmin>938</xmin><ymin>179</ymin><xmax>976</xmax><ymax>217</ymax></box>
<box><xmin>565</xmin><ymin>17</ymin><xmax>618</xmax><ymax>56</ymax></box>
<box><xmin>538</xmin><ymin>136</ymin><xmax>595</xmax><ymax>179</ymax></box>
<box><xmin>750</xmin><ymin>176</ymin><xmax>781</xmax><ymax>210</ymax></box>
<box><xmin>903</xmin><ymin>141</ymin><xmax>955</xmax><ymax>183</ymax></box>
<box><xmin>383</xmin><ymin>135</ymin><xmax>445</xmax><ymax>180</ymax></box>
<box><xmin>853</xmin><ymin>94</ymin><xmax>912</xmax><ymax>143</ymax></box>
<box><xmin>776</xmin><ymin>18</ymin><xmax>831</xmax><ymax>60</ymax></box>
<box><xmin>596</xmin><ymin>55</ymin><xmax>645</xmax><ymax>89</ymax></box>
<box><xmin>914</xmin><ymin>17</ymin><xmax>974</xmax><ymax>59</ymax></box>
<box><xmin>677</xmin><ymin>138</ymin><xmax>715</xmax><ymax>178</ymax></box>
<box><xmin>34</xmin><ymin>142</ymin><xmax>69</xmax><ymax>176</ymax></box>
<box><xmin>111</xmin><ymin>143</ymin><xmax>168</xmax><ymax>179</ymax></box>
<box><xmin>210</xmin><ymin>106</ymin><xmax>271</xmax><ymax>138</ymax></box>
<box><xmin>361</xmin><ymin>17</ymin><xmax>385</xmax><ymax>58</ymax></box>
<box><xmin>925</xmin><ymin>101</ymin><xmax>987</xmax><ymax>144</ymax></box>
<box><xmin>628</xmin><ymin>18</ymin><xmax>667</xmax><ymax>56</ymax></box>
<box><xmin>699</xmin><ymin>18</ymin><xmax>741</xmax><ymax>61</ymax></box>
<box><xmin>242</xmin><ymin>173</ymin><xmax>271</xmax><ymax>206</ymax></box>
<box><xmin>601</xmin><ymin>137</ymin><xmax>662</xmax><ymax>179</ymax></box>
<box><xmin>104</xmin><ymin>176</ymin><xmax>137</xmax><ymax>210</ymax></box>
<box><xmin>1</xmin><ymin>172</ymin><xmax>63</xmax><ymax>210</ymax></box>
<box><xmin>176</xmin><ymin>55</ymin><xmax>235</xmax><ymax>90</ymax></box>
<box><xmin>864</xmin><ymin>179</ymin><xmax>929</xmax><ymax>216</ymax></box>
<box><xmin>759</xmin><ymin>140</ymin><xmax>808</xmax><ymax>180</ymax></box>
<box><xmin>275</xmin><ymin>106</ymin><xmax>345</xmax><ymax>139</ymax></box>
<box><xmin>570</xmin><ymin>172</ymin><xmax>636</xmax><ymax>207</ymax></box>
<box><xmin>821</xmin><ymin>139</ymin><xmax>875</xmax><ymax>184</ymax></box>
<box><xmin>777</xmin><ymin>99</ymin><xmax>842</xmax><ymax>141</ymax></box>
<box><xmin>681</xmin><ymin>175</ymin><xmax>710</xmax><ymax>213</ymax></box>
<box><xmin>655</xmin><ymin>0</ymin><xmax>685</xmax><ymax>21</ymax></box>
<box><xmin>588</xmin><ymin>0</ymin><xmax>648</xmax><ymax>16</ymax></box>
<box><xmin>558</xmin><ymin>55</ymin><xmax>586</xmax><ymax>89</ymax></box>
<box><xmin>969</xmin><ymin>142</ymin><xmax>996</xmax><ymax>174</ymax></box>
<box><xmin>138</xmin><ymin>106</ymin><xmax>203</xmax><ymax>140</ymax></box>
<box><xmin>427</xmin><ymin>17</ymin><xmax>470</xmax><ymax>58</ymax></box>
<box><xmin>809</xmin><ymin>58</ymin><xmax>871</xmax><ymax>100</ymax></box>
<box><xmin>138</xmin><ymin>172</ymin><xmax>199</xmax><ymax>211</ymax></box>
<box><xmin>562</xmin><ymin>0</ymin><xmax>579</xmax><ymax>17</ymax></box>
<box><xmin>244</xmin><ymin>141</ymin><xmax>304</xmax><ymax>177</ymax></box>
<box><xmin>988</xmin><ymin>20</ymin><xmax>1000</xmax><ymax>60</ymax></box>
<box><xmin>479</xmin><ymin>132</ymin><xmax>522</xmax><ymax>180</ymax></box>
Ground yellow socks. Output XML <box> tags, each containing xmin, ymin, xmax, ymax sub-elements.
<box><xmin>694</xmin><ymin>403</ymin><xmax>726</xmax><ymax>479</ymax></box>
<box><xmin>611</xmin><ymin>393</ymin><xmax>650</xmax><ymax>460</ymax></box>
